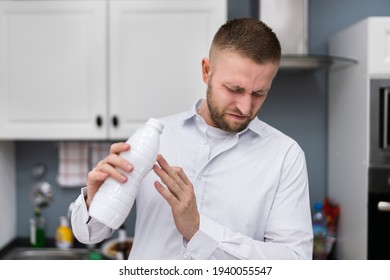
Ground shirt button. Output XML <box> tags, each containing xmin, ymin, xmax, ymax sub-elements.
<box><xmin>183</xmin><ymin>254</ymin><xmax>189</xmax><ymax>259</ymax></box>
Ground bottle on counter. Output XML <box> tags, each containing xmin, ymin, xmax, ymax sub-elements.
<box><xmin>312</xmin><ymin>202</ymin><xmax>328</xmax><ymax>260</ymax></box>
<box><xmin>55</xmin><ymin>216</ymin><xmax>74</xmax><ymax>250</ymax></box>
<box><xmin>116</xmin><ymin>224</ymin><xmax>128</xmax><ymax>260</ymax></box>
<box><xmin>89</xmin><ymin>118</ymin><xmax>164</xmax><ymax>229</ymax></box>
<box><xmin>86</xmin><ymin>243</ymin><xmax>103</xmax><ymax>260</ymax></box>
<box><xmin>30</xmin><ymin>207</ymin><xmax>45</xmax><ymax>248</ymax></box>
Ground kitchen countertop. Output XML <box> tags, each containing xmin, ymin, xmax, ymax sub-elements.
<box><xmin>0</xmin><ymin>237</ymin><xmax>105</xmax><ymax>260</ymax></box>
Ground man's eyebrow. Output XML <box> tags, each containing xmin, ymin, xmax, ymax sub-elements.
<box><xmin>225</xmin><ymin>84</ymin><xmax>245</xmax><ymax>91</ymax></box>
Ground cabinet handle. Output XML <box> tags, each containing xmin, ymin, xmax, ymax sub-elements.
<box><xmin>380</xmin><ymin>88</ymin><xmax>390</xmax><ymax>148</ymax></box>
<box><xmin>96</xmin><ymin>116</ymin><xmax>103</xmax><ymax>127</ymax></box>
<box><xmin>112</xmin><ymin>115</ymin><xmax>119</xmax><ymax>127</ymax></box>
<box><xmin>377</xmin><ymin>201</ymin><xmax>390</xmax><ymax>212</ymax></box>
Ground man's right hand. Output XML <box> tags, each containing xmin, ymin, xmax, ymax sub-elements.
<box><xmin>86</xmin><ymin>142</ymin><xmax>133</xmax><ymax>208</ymax></box>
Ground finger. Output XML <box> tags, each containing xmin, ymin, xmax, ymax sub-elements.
<box><xmin>88</xmin><ymin>169</ymin><xmax>109</xmax><ymax>183</ymax></box>
<box><xmin>95</xmin><ymin>151</ymin><xmax>133</xmax><ymax>183</ymax></box>
<box><xmin>103</xmin><ymin>153</ymin><xmax>133</xmax><ymax>173</ymax></box>
<box><xmin>173</xmin><ymin>166</ymin><xmax>192</xmax><ymax>186</ymax></box>
<box><xmin>154</xmin><ymin>180</ymin><xmax>178</xmax><ymax>207</ymax></box>
<box><xmin>156</xmin><ymin>154</ymin><xmax>174</xmax><ymax>175</ymax></box>
<box><xmin>156</xmin><ymin>154</ymin><xmax>185</xmax><ymax>188</ymax></box>
<box><xmin>106</xmin><ymin>166</ymin><xmax>128</xmax><ymax>184</ymax></box>
<box><xmin>153</xmin><ymin>164</ymin><xmax>183</xmax><ymax>197</ymax></box>
<box><xmin>109</xmin><ymin>142</ymin><xmax>130</xmax><ymax>154</ymax></box>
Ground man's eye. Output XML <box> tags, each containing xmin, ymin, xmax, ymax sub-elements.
<box><xmin>226</xmin><ymin>86</ymin><xmax>241</xmax><ymax>93</ymax></box>
<box><xmin>253</xmin><ymin>91</ymin><xmax>267</xmax><ymax>97</ymax></box>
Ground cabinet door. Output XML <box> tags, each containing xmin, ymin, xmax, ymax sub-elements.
<box><xmin>109</xmin><ymin>0</ymin><xmax>227</xmax><ymax>139</ymax></box>
<box><xmin>368</xmin><ymin>17</ymin><xmax>390</xmax><ymax>75</ymax></box>
<box><xmin>0</xmin><ymin>1</ymin><xmax>107</xmax><ymax>139</ymax></box>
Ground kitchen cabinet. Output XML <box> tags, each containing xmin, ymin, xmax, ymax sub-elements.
<box><xmin>0</xmin><ymin>1</ymin><xmax>107</xmax><ymax>139</ymax></box>
<box><xmin>0</xmin><ymin>0</ymin><xmax>227</xmax><ymax>140</ymax></box>
<box><xmin>108</xmin><ymin>0</ymin><xmax>226</xmax><ymax>139</ymax></box>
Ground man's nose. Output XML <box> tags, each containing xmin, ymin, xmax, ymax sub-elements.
<box><xmin>236</xmin><ymin>94</ymin><xmax>252</xmax><ymax>115</ymax></box>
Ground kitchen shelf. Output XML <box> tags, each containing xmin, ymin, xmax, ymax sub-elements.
<box><xmin>280</xmin><ymin>54</ymin><xmax>357</xmax><ymax>71</ymax></box>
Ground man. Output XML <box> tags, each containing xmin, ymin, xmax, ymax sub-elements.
<box><xmin>71</xmin><ymin>18</ymin><xmax>313</xmax><ymax>260</ymax></box>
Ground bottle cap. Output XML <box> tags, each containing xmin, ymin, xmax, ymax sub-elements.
<box><xmin>146</xmin><ymin>118</ymin><xmax>164</xmax><ymax>133</ymax></box>
<box><xmin>118</xmin><ymin>228</ymin><xmax>127</xmax><ymax>242</ymax></box>
<box><xmin>314</xmin><ymin>202</ymin><xmax>323</xmax><ymax>211</ymax></box>
<box><xmin>59</xmin><ymin>216</ymin><xmax>69</xmax><ymax>227</ymax></box>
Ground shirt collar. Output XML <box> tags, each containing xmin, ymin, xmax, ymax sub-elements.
<box><xmin>182</xmin><ymin>99</ymin><xmax>264</xmax><ymax>137</ymax></box>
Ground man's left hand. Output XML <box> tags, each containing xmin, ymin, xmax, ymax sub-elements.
<box><xmin>153</xmin><ymin>154</ymin><xmax>200</xmax><ymax>241</ymax></box>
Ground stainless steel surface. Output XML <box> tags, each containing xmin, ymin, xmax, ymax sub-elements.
<box><xmin>1</xmin><ymin>247</ymin><xmax>90</xmax><ymax>260</ymax></box>
<box><xmin>260</xmin><ymin>0</ymin><xmax>308</xmax><ymax>55</ymax></box>
<box><xmin>31</xmin><ymin>181</ymin><xmax>53</xmax><ymax>208</ymax></box>
<box><xmin>280</xmin><ymin>54</ymin><xmax>357</xmax><ymax>71</ymax></box>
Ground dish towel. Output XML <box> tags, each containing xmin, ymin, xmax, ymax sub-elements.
<box><xmin>57</xmin><ymin>142</ymin><xmax>89</xmax><ymax>187</ymax></box>
<box><xmin>90</xmin><ymin>142</ymin><xmax>111</xmax><ymax>168</ymax></box>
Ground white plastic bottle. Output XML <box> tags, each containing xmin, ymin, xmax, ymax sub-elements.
<box><xmin>89</xmin><ymin>118</ymin><xmax>164</xmax><ymax>229</ymax></box>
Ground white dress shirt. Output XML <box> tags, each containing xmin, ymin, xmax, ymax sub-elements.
<box><xmin>71</xmin><ymin>100</ymin><xmax>313</xmax><ymax>260</ymax></box>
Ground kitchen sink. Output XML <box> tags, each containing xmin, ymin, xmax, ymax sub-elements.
<box><xmin>1</xmin><ymin>247</ymin><xmax>91</xmax><ymax>260</ymax></box>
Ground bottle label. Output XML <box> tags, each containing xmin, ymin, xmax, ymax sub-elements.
<box><xmin>313</xmin><ymin>224</ymin><xmax>327</xmax><ymax>237</ymax></box>
<box><xmin>56</xmin><ymin>227</ymin><xmax>74</xmax><ymax>249</ymax></box>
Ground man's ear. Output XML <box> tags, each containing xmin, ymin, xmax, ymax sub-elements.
<box><xmin>201</xmin><ymin>58</ymin><xmax>211</xmax><ymax>83</ymax></box>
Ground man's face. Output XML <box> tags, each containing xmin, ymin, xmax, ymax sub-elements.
<box><xmin>199</xmin><ymin>50</ymin><xmax>279</xmax><ymax>132</ymax></box>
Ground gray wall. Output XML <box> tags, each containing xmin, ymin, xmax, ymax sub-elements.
<box><xmin>15</xmin><ymin>0</ymin><xmax>390</xmax><ymax>238</ymax></box>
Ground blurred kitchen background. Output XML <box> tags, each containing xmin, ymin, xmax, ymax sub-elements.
<box><xmin>1</xmin><ymin>0</ymin><xmax>390</xmax><ymax>260</ymax></box>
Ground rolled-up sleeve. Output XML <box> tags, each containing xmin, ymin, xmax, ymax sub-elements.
<box><xmin>71</xmin><ymin>187</ymin><xmax>113</xmax><ymax>244</ymax></box>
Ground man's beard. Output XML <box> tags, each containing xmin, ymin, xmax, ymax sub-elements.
<box><xmin>206</xmin><ymin>85</ymin><xmax>254</xmax><ymax>132</ymax></box>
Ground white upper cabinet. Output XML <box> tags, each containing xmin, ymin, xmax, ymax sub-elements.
<box><xmin>0</xmin><ymin>1</ymin><xmax>107</xmax><ymax>139</ymax></box>
<box><xmin>0</xmin><ymin>0</ymin><xmax>227</xmax><ymax>140</ymax></box>
<box><xmin>109</xmin><ymin>0</ymin><xmax>226</xmax><ymax>139</ymax></box>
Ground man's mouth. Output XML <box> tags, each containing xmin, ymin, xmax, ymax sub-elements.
<box><xmin>228</xmin><ymin>113</ymin><xmax>250</xmax><ymax>121</ymax></box>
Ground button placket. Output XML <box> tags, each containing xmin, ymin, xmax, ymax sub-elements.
<box><xmin>193</xmin><ymin>137</ymin><xmax>209</xmax><ymax>210</ymax></box>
